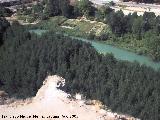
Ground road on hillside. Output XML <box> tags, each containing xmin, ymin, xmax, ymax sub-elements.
<box><xmin>90</xmin><ymin>0</ymin><xmax>160</xmax><ymax>10</ymax></box>
<box><xmin>90</xmin><ymin>0</ymin><xmax>119</xmax><ymax>5</ymax></box>
<box><xmin>117</xmin><ymin>2</ymin><xmax>160</xmax><ymax>9</ymax></box>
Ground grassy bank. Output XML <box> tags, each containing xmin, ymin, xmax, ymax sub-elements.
<box><xmin>105</xmin><ymin>37</ymin><xmax>148</xmax><ymax>55</ymax></box>
<box><xmin>29</xmin><ymin>16</ymin><xmax>154</xmax><ymax>60</ymax></box>
<box><xmin>30</xmin><ymin>16</ymin><xmax>110</xmax><ymax>38</ymax></box>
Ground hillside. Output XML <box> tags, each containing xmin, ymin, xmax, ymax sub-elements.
<box><xmin>0</xmin><ymin>75</ymin><xmax>138</xmax><ymax>120</ymax></box>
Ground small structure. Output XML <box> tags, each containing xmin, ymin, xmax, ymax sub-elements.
<box><xmin>75</xmin><ymin>93</ymin><xmax>82</xmax><ymax>100</ymax></box>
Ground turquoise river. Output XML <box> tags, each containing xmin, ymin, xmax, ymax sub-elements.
<box><xmin>30</xmin><ymin>29</ymin><xmax>160</xmax><ymax>70</ymax></box>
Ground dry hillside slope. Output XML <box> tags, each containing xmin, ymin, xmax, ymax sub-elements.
<box><xmin>0</xmin><ymin>75</ymin><xmax>139</xmax><ymax>120</ymax></box>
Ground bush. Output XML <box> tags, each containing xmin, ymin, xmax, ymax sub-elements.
<box><xmin>98</xmin><ymin>33</ymin><xmax>109</xmax><ymax>41</ymax></box>
<box><xmin>87</xmin><ymin>32</ymin><xmax>95</xmax><ymax>40</ymax></box>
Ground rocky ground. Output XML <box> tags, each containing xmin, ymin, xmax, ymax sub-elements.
<box><xmin>0</xmin><ymin>75</ymin><xmax>139</xmax><ymax>120</ymax></box>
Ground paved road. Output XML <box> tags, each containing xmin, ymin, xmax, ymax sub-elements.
<box><xmin>0</xmin><ymin>0</ymin><xmax>19</xmax><ymax>2</ymax></box>
<box><xmin>90</xmin><ymin>0</ymin><xmax>118</xmax><ymax>5</ymax></box>
<box><xmin>117</xmin><ymin>1</ymin><xmax>160</xmax><ymax>9</ymax></box>
<box><xmin>90</xmin><ymin>0</ymin><xmax>160</xmax><ymax>9</ymax></box>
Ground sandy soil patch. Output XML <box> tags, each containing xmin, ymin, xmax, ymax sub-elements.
<box><xmin>0</xmin><ymin>75</ymin><xmax>138</xmax><ymax>120</ymax></box>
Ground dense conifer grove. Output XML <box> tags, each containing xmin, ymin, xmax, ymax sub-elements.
<box><xmin>0</xmin><ymin>17</ymin><xmax>10</xmax><ymax>46</ymax></box>
<box><xmin>0</xmin><ymin>23</ymin><xmax>159</xmax><ymax>120</ymax></box>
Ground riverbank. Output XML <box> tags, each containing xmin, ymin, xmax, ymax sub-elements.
<box><xmin>26</xmin><ymin>15</ymin><xmax>160</xmax><ymax>63</ymax></box>
<box><xmin>104</xmin><ymin>39</ymin><xmax>148</xmax><ymax>57</ymax></box>
<box><xmin>29</xmin><ymin>29</ymin><xmax>160</xmax><ymax>70</ymax></box>
<box><xmin>11</xmin><ymin>15</ymin><xmax>155</xmax><ymax>62</ymax></box>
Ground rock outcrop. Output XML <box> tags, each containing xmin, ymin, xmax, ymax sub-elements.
<box><xmin>0</xmin><ymin>75</ymin><xmax>139</xmax><ymax>120</ymax></box>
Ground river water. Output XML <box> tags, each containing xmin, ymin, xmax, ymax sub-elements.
<box><xmin>30</xmin><ymin>29</ymin><xmax>160</xmax><ymax>70</ymax></box>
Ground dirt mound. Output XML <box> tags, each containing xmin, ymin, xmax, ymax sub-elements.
<box><xmin>0</xmin><ymin>75</ymin><xmax>139</xmax><ymax>120</ymax></box>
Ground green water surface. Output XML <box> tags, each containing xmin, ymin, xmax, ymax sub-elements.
<box><xmin>30</xmin><ymin>29</ymin><xmax>160</xmax><ymax>70</ymax></box>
